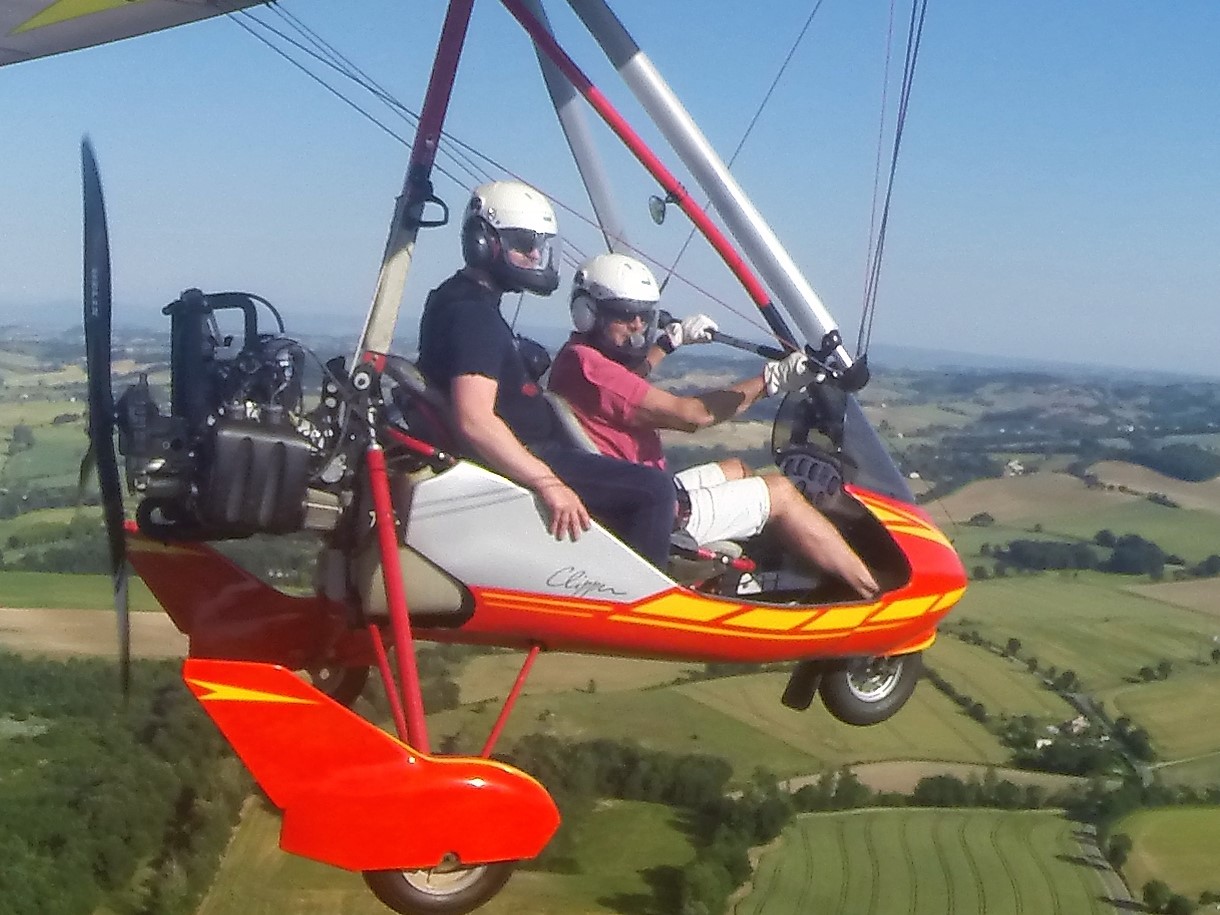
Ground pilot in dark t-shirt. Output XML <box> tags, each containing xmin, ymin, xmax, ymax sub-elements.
<box><xmin>417</xmin><ymin>269</ymin><xmax>676</xmax><ymax>566</ymax></box>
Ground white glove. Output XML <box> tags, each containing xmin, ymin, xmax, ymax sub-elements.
<box><xmin>762</xmin><ymin>351</ymin><xmax>822</xmax><ymax>396</ymax></box>
<box><xmin>661</xmin><ymin>314</ymin><xmax>718</xmax><ymax>349</ymax></box>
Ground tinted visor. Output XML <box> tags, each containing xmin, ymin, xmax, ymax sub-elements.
<box><xmin>598</xmin><ymin>298</ymin><xmax>657</xmax><ymax>325</ymax></box>
<box><xmin>500</xmin><ymin>227</ymin><xmax>554</xmax><ymax>256</ymax></box>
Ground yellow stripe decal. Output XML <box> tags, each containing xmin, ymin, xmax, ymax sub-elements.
<box><xmin>802</xmin><ymin>605</ymin><xmax>877</xmax><ymax>631</ymax></box>
<box><xmin>187</xmin><ymin>678</ymin><xmax>315</xmax><ymax>705</ymax></box>
<box><xmin>869</xmin><ymin>595</ymin><xmax>941</xmax><ymax>622</ymax></box>
<box><xmin>15</xmin><ymin>0</ymin><xmax>152</xmax><ymax>34</ymax></box>
<box><xmin>930</xmin><ymin>587</ymin><xmax>967</xmax><ymax>613</ymax></box>
<box><xmin>633</xmin><ymin>592</ymin><xmax>742</xmax><ymax>623</ymax></box>
<box><xmin>722</xmin><ymin>608</ymin><xmax>819</xmax><ymax>632</ymax></box>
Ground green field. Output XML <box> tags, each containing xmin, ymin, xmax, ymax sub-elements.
<box><xmin>924</xmin><ymin>636</ymin><xmax>1076</xmax><ymax>722</ymax></box>
<box><xmin>1</xmin><ymin>421</ymin><xmax>88</xmax><ymax>486</ymax></box>
<box><xmin>735</xmin><ymin>808</ymin><xmax>1113</xmax><ymax>915</ymax></box>
<box><xmin>0</xmin><ymin>570</ymin><xmax>161</xmax><ymax>611</ymax></box>
<box><xmin>197</xmin><ymin>796</ymin><xmax>695</xmax><ymax>915</ymax></box>
<box><xmin>676</xmin><ymin>671</ymin><xmax>1007</xmax><ymax>770</ymax></box>
<box><xmin>428</xmin><ymin>680</ymin><xmax>825</xmax><ymax>782</ymax></box>
<box><xmin>1117</xmin><ymin>806</ymin><xmax>1220</xmax><ymax>900</ymax></box>
<box><xmin>952</xmin><ymin>576</ymin><xmax>1218</xmax><ymax>692</ymax></box>
<box><xmin>456</xmin><ymin>651</ymin><xmax>698</xmax><ymax>703</ymax></box>
<box><xmin>1106</xmin><ymin>670</ymin><xmax>1220</xmax><ymax>761</ymax></box>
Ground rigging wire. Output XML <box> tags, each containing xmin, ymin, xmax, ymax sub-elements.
<box><xmin>855</xmin><ymin>0</ymin><xmax>930</xmax><ymax>359</ymax></box>
<box><xmin>657</xmin><ymin>0</ymin><xmax>828</xmax><ymax>306</ymax></box>
<box><xmin>228</xmin><ymin>5</ymin><xmax>793</xmax><ymax>340</ymax></box>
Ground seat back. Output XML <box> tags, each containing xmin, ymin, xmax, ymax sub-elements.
<box><xmin>384</xmin><ymin>356</ymin><xmax>465</xmax><ymax>453</ymax></box>
<box><xmin>543</xmin><ymin>391</ymin><xmax>601</xmax><ymax>455</ymax></box>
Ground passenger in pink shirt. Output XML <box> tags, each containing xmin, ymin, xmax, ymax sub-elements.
<box><xmin>548</xmin><ymin>253</ymin><xmax>879</xmax><ymax>600</ymax></box>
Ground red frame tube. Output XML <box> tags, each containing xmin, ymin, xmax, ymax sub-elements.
<box><xmin>499</xmin><ymin>0</ymin><xmax>794</xmax><ymax>342</ymax></box>
<box><xmin>367</xmin><ymin>444</ymin><xmax>430</xmax><ymax>751</ymax></box>
<box><xmin>481</xmin><ymin>644</ymin><xmax>541</xmax><ymax>757</ymax></box>
<box><xmin>367</xmin><ymin>623</ymin><xmax>409</xmax><ymax>741</ymax></box>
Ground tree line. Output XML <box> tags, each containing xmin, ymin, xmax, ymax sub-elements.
<box><xmin>0</xmin><ymin>653</ymin><xmax>248</xmax><ymax>915</ymax></box>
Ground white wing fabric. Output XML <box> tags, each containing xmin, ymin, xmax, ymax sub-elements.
<box><xmin>0</xmin><ymin>0</ymin><xmax>267</xmax><ymax>67</ymax></box>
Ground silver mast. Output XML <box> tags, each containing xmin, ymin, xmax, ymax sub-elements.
<box><xmin>564</xmin><ymin>0</ymin><xmax>852</xmax><ymax>368</ymax></box>
<box><xmin>521</xmin><ymin>0</ymin><xmax>630</xmax><ymax>254</ymax></box>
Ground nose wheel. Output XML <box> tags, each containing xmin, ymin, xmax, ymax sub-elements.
<box><xmin>817</xmin><ymin>652</ymin><xmax>922</xmax><ymax>726</ymax></box>
<box><xmin>363</xmin><ymin>860</ymin><xmax>516</xmax><ymax>915</ymax></box>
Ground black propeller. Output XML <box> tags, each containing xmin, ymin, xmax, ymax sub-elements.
<box><xmin>81</xmin><ymin>137</ymin><xmax>130</xmax><ymax>695</ymax></box>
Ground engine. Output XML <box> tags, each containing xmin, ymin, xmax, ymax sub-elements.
<box><xmin>116</xmin><ymin>289</ymin><xmax>348</xmax><ymax>541</ymax></box>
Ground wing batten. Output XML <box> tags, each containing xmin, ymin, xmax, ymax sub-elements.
<box><xmin>0</xmin><ymin>0</ymin><xmax>267</xmax><ymax>67</ymax></box>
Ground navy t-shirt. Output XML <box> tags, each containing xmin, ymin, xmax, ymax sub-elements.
<box><xmin>417</xmin><ymin>271</ymin><xmax>560</xmax><ymax>447</ymax></box>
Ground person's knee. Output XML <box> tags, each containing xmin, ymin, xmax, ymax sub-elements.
<box><xmin>719</xmin><ymin>457</ymin><xmax>750</xmax><ymax>480</ymax></box>
<box><xmin>762</xmin><ymin>472</ymin><xmax>802</xmax><ymax>513</ymax></box>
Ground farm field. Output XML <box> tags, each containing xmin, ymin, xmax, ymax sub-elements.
<box><xmin>1105</xmin><ymin>671</ymin><xmax>1220</xmax><ymax>762</ymax></box>
<box><xmin>932</xmin><ymin>471</ymin><xmax>1140</xmax><ymax>527</ymax></box>
<box><xmin>1130</xmin><ymin>578</ymin><xmax>1220</xmax><ymax>619</ymax></box>
<box><xmin>950</xmin><ymin>576</ymin><xmax>1218</xmax><ymax>692</ymax></box>
<box><xmin>0</xmin><ymin>570</ymin><xmax>162</xmax><ymax>611</ymax></box>
<box><xmin>428</xmin><ymin>680</ymin><xmax>826</xmax><ymax>782</ymax></box>
<box><xmin>923</xmin><ymin>636</ymin><xmax>1076</xmax><ymax>722</ymax></box>
<box><xmin>675</xmin><ymin>671</ymin><xmax>1007</xmax><ymax>769</ymax></box>
<box><xmin>455</xmin><ymin>650</ymin><xmax>698</xmax><ymax>702</ymax></box>
<box><xmin>1090</xmin><ymin>460</ymin><xmax>1220</xmax><ymax>514</ymax></box>
<box><xmin>0</xmin><ymin>606</ymin><xmax>185</xmax><ymax>658</ymax></box>
<box><xmin>1117</xmin><ymin>806</ymin><xmax>1220</xmax><ymax>901</ymax></box>
<box><xmin>197</xmin><ymin>796</ymin><xmax>695</xmax><ymax>915</ymax></box>
<box><xmin>845</xmin><ymin>760</ymin><xmax>1083</xmax><ymax>796</ymax></box>
<box><xmin>733</xmin><ymin>808</ymin><xmax>1115</xmax><ymax>915</ymax></box>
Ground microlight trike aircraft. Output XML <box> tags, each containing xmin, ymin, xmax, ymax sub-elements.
<box><xmin>4</xmin><ymin>0</ymin><xmax>966</xmax><ymax>912</ymax></box>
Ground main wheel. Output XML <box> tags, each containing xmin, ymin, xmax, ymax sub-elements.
<box><xmin>306</xmin><ymin>664</ymin><xmax>370</xmax><ymax>707</ymax></box>
<box><xmin>363</xmin><ymin>862</ymin><xmax>515</xmax><ymax>915</ymax></box>
<box><xmin>818</xmin><ymin>652</ymin><xmax>921</xmax><ymax>726</ymax></box>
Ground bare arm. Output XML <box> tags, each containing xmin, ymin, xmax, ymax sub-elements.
<box><xmin>633</xmin><ymin>372</ymin><xmax>768</xmax><ymax>433</ymax></box>
<box><xmin>450</xmin><ymin>374</ymin><xmax>590</xmax><ymax>540</ymax></box>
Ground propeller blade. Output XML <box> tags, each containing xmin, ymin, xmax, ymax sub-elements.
<box><xmin>82</xmin><ymin>137</ymin><xmax>130</xmax><ymax>694</ymax></box>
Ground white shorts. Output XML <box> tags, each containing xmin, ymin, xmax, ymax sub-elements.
<box><xmin>673</xmin><ymin>462</ymin><xmax>770</xmax><ymax>545</ymax></box>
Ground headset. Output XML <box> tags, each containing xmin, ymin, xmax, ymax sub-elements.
<box><xmin>461</xmin><ymin>216</ymin><xmax>499</xmax><ymax>270</ymax></box>
<box><xmin>570</xmin><ymin>292</ymin><xmax>598</xmax><ymax>333</ymax></box>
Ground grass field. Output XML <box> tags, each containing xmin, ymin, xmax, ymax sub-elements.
<box><xmin>0</xmin><ymin>607</ymin><xmax>185</xmax><ymax>658</ymax></box>
<box><xmin>0</xmin><ymin>570</ymin><xmax>162</xmax><ymax>611</ymax></box>
<box><xmin>197</xmin><ymin>796</ymin><xmax>696</xmax><ymax>915</ymax></box>
<box><xmin>675</xmin><ymin>671</ymin><xmax>1007</xmax><ymax>769</ymax></box>
<box><xmin>1090</xmin><ymin>460</ymin><xmax>1220</xmax><ymax>514</ymax></box>
<box><xmin>734</xmin><ymin>808</ymin><xmax>1115</xmax><ymax>915</ymax></box>
<box><xmin>924</xmin><ymin>637</ymin><xmax>1076</xmax><ymax>722</ymax></box>
<box><xmin>1</xmin><ymin>421</ymin><xmax>88</xmax><ymax>486</ymax></box>
<box><xmin>951</xmin><ymin>576</ymin><xmax>1218</xmax><ymax>692</ymax></box>
<box><xmin>456</xmin><ymin>651</ymin><xmax>698</xmax><ymax>703</ymax></box>
<box><xmin>1105</xmin><ymin>670</ymin><xmax>1220</xmax><ymax>761</ymax></box>
<box><xmin>1117</xmin><ymin>806</ymin><xmax>1220</xmax><ymax>900</ymax></box>
<box><xmin>429</xmin><ymin>681</ymin><xmax>826</xmax><ymax>782</ymax></box>
<box><xmin>933</xmin><ymin>472</ymin><xmax>1140</xmax><ymax>527</ymax></box>
<box><xmin>1129</xmin><ymin>578</ymin><xmax>1220</xmax><ymax>619</ymax></box>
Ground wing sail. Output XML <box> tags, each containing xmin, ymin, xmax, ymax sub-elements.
<box><xmin>0</xmin><ymin>0</ymin><xmax>267</xmax><ymax>67</ymax></box>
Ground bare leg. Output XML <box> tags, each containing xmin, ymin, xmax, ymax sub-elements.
<box><xmin>717</xmin><ymin>457</ymin><xmax>750</xmax><ymax>481</ymax></box>
<box><xmin>761</xmin><ymin>473</ymin><xmax>880</xmax><ymax>599</ymax></box>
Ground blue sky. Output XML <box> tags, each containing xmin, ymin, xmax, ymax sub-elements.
<box><xmin>2</xmin><ymin>1</ymin><xmax>1219</xmax><ymax>376</ymax></box>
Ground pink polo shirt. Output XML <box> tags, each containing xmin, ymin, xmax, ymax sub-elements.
<box><xmin>548</xmin><ymin>336</ymin><xmax>667</xmax><ymax>469</ymax></box>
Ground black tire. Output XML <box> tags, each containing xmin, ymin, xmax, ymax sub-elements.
<box><xmin>363</xmin><ymin>862</ymin><xmax>515</xmax><ymax>915</ymax></box>
<box><xmin>818</xmin><ymin>652</ymin><xmax>921</xmax><ymax>726</ymax></box>
<box><xmin>306</xmin><ymin>664</ymin><xmax>370</xmax><ymax>707</ymax></box>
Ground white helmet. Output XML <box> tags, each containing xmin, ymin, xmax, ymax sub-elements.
<box><xmin>570</xmin><ymin>253</ymin><xmax>661</xmax><ymax>363</ymax></box>
<box><xmin>462</xmin><ymin>180</ymin><xmax>560</xmax><ymax>295</ymax></box>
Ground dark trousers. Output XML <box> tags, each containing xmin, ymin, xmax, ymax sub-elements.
<box><xmin>533</xmin><ymin>443</ymin><xmax>676</xmax><ymax>568</ymax></box>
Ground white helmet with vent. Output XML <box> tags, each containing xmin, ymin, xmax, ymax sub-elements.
<box><xmin>462</xmin><ymin>180</ymin><xmax>560</xmax><ymax>295</ymax></box>
<box><xmin>570</xmin><ymin>253</ymin><xmax>661</xmax><ymax>363</ymax></box>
